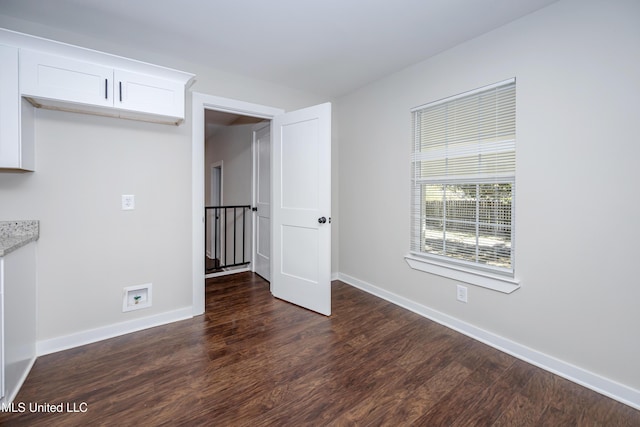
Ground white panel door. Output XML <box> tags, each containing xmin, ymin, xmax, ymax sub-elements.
<box><xmin>271</xmin><ymin>103</ymin><xmax>331</xmax><ymax>315</ymax></box>
<box><xmin>254</xmin><ymin>124</ymin><xmax>271</xmax><ymax>281</ymax></box>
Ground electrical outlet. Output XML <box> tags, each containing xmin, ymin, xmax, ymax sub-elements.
<box><xmin>456</xmin><ymin>285</ymin><xmax>468</xmax><ymax>303</ymax></box>
<box><xmin>122</xmin><ymin>194</ymin><xmax>135</xmax><ymax>210</ymax></box>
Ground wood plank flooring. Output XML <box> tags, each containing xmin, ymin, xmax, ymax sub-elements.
<box><xmin>1</xmin><ymin>272</ymin><xmax>639</xmax><ymax>426</ymax></box>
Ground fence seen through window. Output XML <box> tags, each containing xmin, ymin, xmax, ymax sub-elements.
<box><xmin>421</xmin><ymin>183</ymin><xmax>512</xmax><ymax>269</ymax></box>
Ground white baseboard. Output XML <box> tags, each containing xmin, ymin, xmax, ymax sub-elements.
<box><xmin>36</xmin><ymin>307</ymin><xmax>193</xmax><ymax>357</ymax></box>
<box><xmin>337</xmin><ymin>272</ymin><xmax>640</xmax><ymax>411</ymax></box>
<box><xmin>204</xmin><ymin>266</ymin><xmax>250</xmax><ymax>279</ymax></box>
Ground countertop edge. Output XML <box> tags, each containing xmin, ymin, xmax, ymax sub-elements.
<box><xmin>0</xmin><ymin>220</ymin><xmax>40</xmax><ymax>257</ymax></box>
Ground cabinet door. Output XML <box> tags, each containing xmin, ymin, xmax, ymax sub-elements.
<box><xmin>0</xmin><ymin>45</ymin><xmax>33</xmax><ymax>171</ymax></box>
<box><xmin>1</xmin><ymin>243</ymin><xmax>36</xmax><ymax>404</ymax></box>
<box><xmin>114</xmin><ymin>69</ymin><xmax>184</xmax><ymax>120</ymax></box>
<box><xmin>0</xmin><ymin>45</ymin><xmax>20</xmax><ymax>169</ymax></box>
<box><xmin>20</xmin><ymin>50</ymin><xmax>113</xmax><ymax>107</ymax></box>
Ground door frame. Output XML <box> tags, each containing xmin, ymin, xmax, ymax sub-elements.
<box><xmin>191</xmin><ymin>92</ymin><xmax>284</xmax><ymax>315</ymax></box>
<box><xmin>210</xmin><ymin>161</ymin><xmax>223</xmax><ymax>207</ymax></box>
<box><xmin>207</xmin><ymin>161</ymin><xmax>223</xmax><ymax>260</ymax></box>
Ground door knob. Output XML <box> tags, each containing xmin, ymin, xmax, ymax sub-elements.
<box><xmin>318</xmin><ymin>217</ymin><xmax>327</xmax><ymax>224</ymax></box>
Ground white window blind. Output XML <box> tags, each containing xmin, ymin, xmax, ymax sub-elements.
<box><xmin>410</xmin><ymin>79</ymin><xmax>516</xmax><ymax>275</ymax></box>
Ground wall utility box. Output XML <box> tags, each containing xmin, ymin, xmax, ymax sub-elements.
<box><xmin>122</xmin><ymin>283</ymin><xmax>152</xmax><ymax>312</ymax></box>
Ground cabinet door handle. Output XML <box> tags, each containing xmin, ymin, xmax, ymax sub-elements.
<box><xmin>119</xmin><ymin>81</ymin><xmax>122</xmax><ymax>102</ymax></box>
<box><xmin>105</xmin><ymin>79</ymin><xmax>108</xmax><ymax>99</ymax></box>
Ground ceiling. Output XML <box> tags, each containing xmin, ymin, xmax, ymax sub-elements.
<box><xmin>0</xmin><ymin>0</ymin><xmax>558</xmax><ymax>98</ymax></box>
<box><xmin>204</xmin><ymin>110</ymin><xmax>266</xmax><ymax>136</ymax></box>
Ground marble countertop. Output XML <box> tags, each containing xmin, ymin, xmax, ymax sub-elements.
<box><xmin>0</xmin><ymin>220</ymin><xmax>39</xmax><ymax>257</ymax></box>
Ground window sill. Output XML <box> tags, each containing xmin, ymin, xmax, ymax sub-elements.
<box><xmin>404</xmin><ymin>254</ymin><xmax>520</xmax><ymax>294</ymax></box>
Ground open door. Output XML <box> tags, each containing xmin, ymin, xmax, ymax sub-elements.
<box><xmin>271</xmin><ymin>103</ymin><xmax>331</xmax><ymax>316</ymax></box>
<box><xmin>253</xmin><ymin>123</ymin><xmax>271</xmax><ymax>281</ymax></box>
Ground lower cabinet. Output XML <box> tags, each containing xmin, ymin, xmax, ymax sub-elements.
<box><xmin>0</xmin><ymin>243</ymin><xmax>36</xmax><ymax>405</ymax></box>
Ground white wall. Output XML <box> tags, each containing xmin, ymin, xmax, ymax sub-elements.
<box><xmin>205</xmin><ymin>124</ymin><xmax>254</xmax><ymax>207</ymax></box>
<box><xmin>337</xmin><ymin>0</ymin><xmax>640</xmax><ymax>396</ymax></box>
<box><xmin>0</xmin><ymin>111</ymin><xmax>193</xmax><ymax>340</ymax></box>
<box><xmin>0</xmin><ymin>20</ymin><xmax>328</xmax><ymax>346</ymax></box>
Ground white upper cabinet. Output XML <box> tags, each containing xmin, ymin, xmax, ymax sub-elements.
<box><xmin>19</xmin><ymin>49</ymin><xmax>191</xmax><ymax>124</ymax></box>
<box><xmin>114</xmin><ymin>69</ymin><xmax>185</xmax><ymax>119</ymax></box>
<box><xmin>0</xmin><ymin>28</ymin><xmax>194</xmax><ymax>171</ymax></box>
<box><xmin>20</xmin><ymin>50</ymin><xmax>113</xmax><ymax>108</ymax></box>
<box><xmin>0</xmin><ymin>44</ymin><xmax>34</xmax><ymax>171</ymax></box>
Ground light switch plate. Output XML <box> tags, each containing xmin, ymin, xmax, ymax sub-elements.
<box><xmin>122</xmin><ymin>194</ymin><xmax>135</xmax><ymax>210</ymax></box>
<box><xmin>456</xmin><ymin>285</ymin><xmax>468</xmax><ymax>303</ymax></box>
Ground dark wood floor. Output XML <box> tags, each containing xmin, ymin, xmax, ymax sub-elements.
<box><xmin>2</xmin><ymin>272</ymin><xmax>639</xmax><ymax>426</ymax></box>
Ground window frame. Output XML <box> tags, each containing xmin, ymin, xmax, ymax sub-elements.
<box><xmin>406</xmin><ymin>79</ymin><xmax>520</xmax><ymax>293</ymax></box>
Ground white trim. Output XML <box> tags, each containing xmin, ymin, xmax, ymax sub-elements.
<box><xmin>204</xmin><ymin>267</ymin><xmax>251</xmax><ymax>279</ymax></box>
<box><xmin>337</xmin><ymin>272</ymin><xmax>640</xmax><ymax>411</ymax></box>
<box><xmin>192</xmin><ymin>93</ymin><xmax>206</xmax><ymax>316</ymax></box>
<box><xmin>210</xmin><ymin>160</ymin><xmax>224</xmax><ymax>206</ymax></box>
<box><xmin>405</xmin><ymin>254</ymin><xmax>520</xmax><ymax>293</ymax></box>
<box><xmin>192</xmin><ymin>92</ymin><xmax>284</xmax><ymax>317</ymax></box>
<box><xmin>36</xmin><ymin>307</ymin><xmax>193</xmax><ymax>356</ymax></box>
<box><xmin>207</xmin><ymin>161</ymin><xmax>223</xmax><ymax>260</ymax></box>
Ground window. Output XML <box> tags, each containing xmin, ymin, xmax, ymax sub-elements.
<box><xmin>407</xmin><ymin>79</ymin><xmax>518</xmax><ymax>291</ymax></box>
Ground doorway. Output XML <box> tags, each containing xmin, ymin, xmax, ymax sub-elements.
<box><xmin>252</xmin><ymin>123</ymin><xmax>271</xmax><ymax>281</ymax></box>
<box><xmin>192</xmin><ymin>93</ymin><xmax>332</xmax><ymax>317</ymax></box>
<box><xmin>210</xmin><ymin>163</ymin><xmax>222</xmax><ymax>207</ymax></box>
<box><xmin>192</xmin><ymin>93</ymin><xmax>284</xmax><ymax>315</ymax></box>
<box><xmin>204</xmin><ymin>111</ymin><xmax>267</xmax><ymax>278</ymax></box>
<box><xmin>206</xmin><ymin>162</ymin><xmax>222</xmax><ymax>270</ymax></box>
